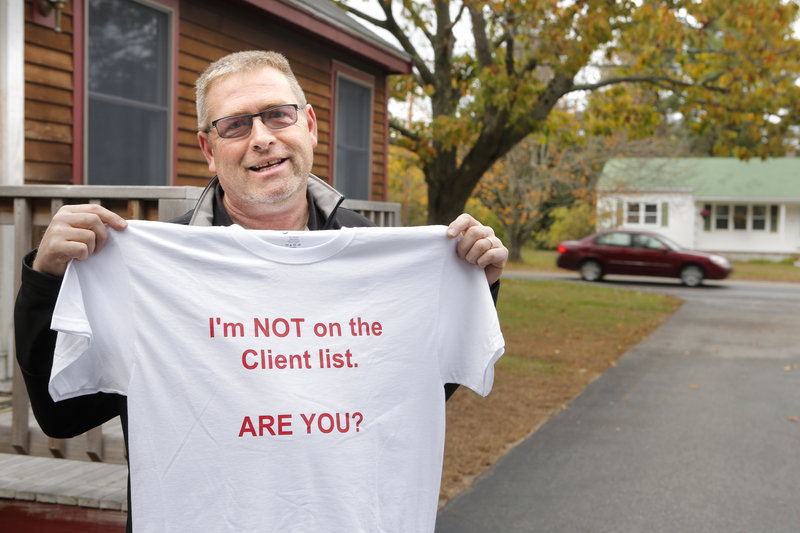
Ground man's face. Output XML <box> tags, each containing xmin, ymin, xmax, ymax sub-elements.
<box><xmin>198</xmin><ymin>67</ymin><xmax>318</xmax><ymax>215</ymax></box>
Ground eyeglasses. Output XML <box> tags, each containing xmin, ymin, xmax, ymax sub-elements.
<box><xmin>209</xmin><ymin>104</ymin><xmax>301</xmax><ymax>139</ymax></box>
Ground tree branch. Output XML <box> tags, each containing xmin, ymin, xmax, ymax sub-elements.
<box><xmin>571</xmin><ymin>75</ymin><xmax>729</xmax><ymax>94</ymax></box>
<box><xmin>467</xmin><ymin>4</ymin><xmax>493</xmax><ymax>69</ymax></box>
<box><xmin>389</xmin><ymin>117</ymin><xmax>422</xmax><ymax>142</ymax></box>
<box><xmin>340</xmin><ymin>0</ymin><xmax>436</xmax><ymax>86</ymax></box>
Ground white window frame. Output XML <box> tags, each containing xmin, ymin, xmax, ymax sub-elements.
<box><xmin>625</xmin><ymin>201</ymin><xmax>660</xmax><ymax>226</ymax></box>
<box><xmin>708</xmin><ymin>203</ymin><xmax>779</xmax><ymax>232</ymax></box>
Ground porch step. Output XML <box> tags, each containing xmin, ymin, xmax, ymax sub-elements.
<box><xmin>0</xmin><ymin>453</ymin><xmax>127</xmax><ymax>510</ymax></box>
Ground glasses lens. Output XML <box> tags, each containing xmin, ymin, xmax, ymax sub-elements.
<box><xmin>213</xmin><ymin>105</ymin><xmax>299</xmax><ymax>138</ymax></box>
<box><xmin>216</xmin><ymin>115</ymin><xmax>252</xmax><ymax>139</ymax></box>
<box><xmin>262</xmin><ymin>105</ymin><xmax>298</xmax><ymax>129</ymax></box>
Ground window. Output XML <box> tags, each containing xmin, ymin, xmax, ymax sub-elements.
<box><xmin>733</xmin><ymin>205</ymin><xmax>747</xmax><ymax>230</ymax></box>
<box><xmin>752</xmin><ymin>205</ymin><xmax>766</xmax><ymax>230</ymax></box>
<box><xmin>709</xmin><ymin>203</ymin><xmax>779</xmax><ymax>232</ymax></box>
<box><xmin>626</xmin><ymin>202</ymin><xmax>658</xmax><ymax>225</ymax></box>
<box><xmin>715</xmin><ymin>205</ymin><xmax>729</xmax><ymax>230</ymax></box>
<box><xmin>87</xmin><ymin>0</ymin><xmax>172</xmax><ymax>185</ymax></box>
<box><xmin>644</xmin><ymin>204</ymin><xmax>658</xmax><ymax>224</ymax></box>
<box><xmin>333</xmin><ymin>72</ymin><xmax>373</xmax><ymax>200</ymax></box>
<box><xmin>626</xmin><ymin>203</ymin><xmax>641</xmax><ymax>224</ymax></box>
<box><xmin>632</xmin><ymin>234</ymin><xmax>664</xmax><ymax>250</ymax></box>
<box><xmin>595</xmin><ymin>232</ymin><xmax>632</xmax><ymax>247</ymax></box>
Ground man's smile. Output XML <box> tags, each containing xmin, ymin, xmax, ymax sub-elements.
<box><xmin>249</xmin><ymin>158</ymin><xmax>287</xmax><ymax>172</ymax></box>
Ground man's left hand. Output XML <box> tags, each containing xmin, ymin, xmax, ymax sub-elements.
<box><xmin>447</xmin><ymin>213</ymin><xmax>508</xmax><ymax>286</ymax></box>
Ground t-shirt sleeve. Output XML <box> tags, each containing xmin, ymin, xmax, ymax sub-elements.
<box><xmin>49</xmin><ymin>236</ymin><xmax>134</xmax><ymax>401</ymax></box>
<box><xmin>436</xmin><ymin>239</ymin><xmax>505</xmax><ymax>397</ymax></box>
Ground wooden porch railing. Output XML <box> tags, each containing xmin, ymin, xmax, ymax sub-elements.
<box><xmin>0</xmin><ymin>184</ymin><xmax>400</xmax><ymax>464</ymax></box>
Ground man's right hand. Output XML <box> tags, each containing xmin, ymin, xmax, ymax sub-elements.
<box><xmin>32</xmin><ymin>204</ymin><xmax>128</xmax><ymax>278</ymax></box>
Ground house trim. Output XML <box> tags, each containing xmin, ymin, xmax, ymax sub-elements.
<box><xmin>242</xmin><ymin>0</ymin><xmax>411</xmax><ymax>74</ymax></box>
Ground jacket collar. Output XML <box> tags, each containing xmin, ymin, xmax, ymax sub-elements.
<box><xmin>188</xmin><ymin>174</ymin><xmax>345</xmax><ymax>230</ymax></box>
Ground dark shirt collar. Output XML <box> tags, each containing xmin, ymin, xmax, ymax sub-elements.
<box><xmin>212</xmin><ymin>183</ymin><xmax>324</xmax><ymax>230</ymax></box>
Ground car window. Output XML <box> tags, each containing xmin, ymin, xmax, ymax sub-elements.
<box><xmin>632</xmin><ymin>234</ymin><xmax>664</xmax><ymax>250</ymax></box>
<box><xmin>595</xmin><ymin>233</ymin><xmax>631</xmax><ymax>247</ymax></box>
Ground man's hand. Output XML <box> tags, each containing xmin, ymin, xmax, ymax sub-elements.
<box><xmin>446</xmin><ymin>213</ymin><xmax>508</xmax><ymax>286</ymax></box>
<box><xmin>32</xmin><ymin>204</ymin><xmax>128</xmax><ymax>278</ymax></box>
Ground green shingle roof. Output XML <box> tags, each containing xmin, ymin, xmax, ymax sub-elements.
<box><xmin>598</xmin><ymin>157</ymin><xmax>800</xmax><ymax>200</ymax></box>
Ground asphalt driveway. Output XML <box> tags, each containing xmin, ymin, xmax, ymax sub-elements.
<box><xmin>436</xmin><ymin>276</ymin><xmax>800</xmax><ymax>532</ymax></box>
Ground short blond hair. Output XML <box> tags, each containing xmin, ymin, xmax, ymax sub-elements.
<box><xmin>195</xmin><ymin>50</ymin><xmax>307</xmax><ymax>131</ymax></box>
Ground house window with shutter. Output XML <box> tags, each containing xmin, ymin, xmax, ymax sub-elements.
<box><xmin>626</xmin><ymin>202</ymin><xmax>659</xmax><ymax>225</ymax></box>
<box><xmin>86</xmin><ymin>0</ymin><xmax>173</xmax><ymax>185</ymax></box>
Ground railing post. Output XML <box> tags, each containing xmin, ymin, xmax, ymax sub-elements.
<box><xmin>11</xmin><ymin>198</ymin><xmax>32</xmax><ymax>454</ymax></box>
<box><xmin>47</xmin><ymin>198</ymin><xmax>67</xmax><ymax>458</ymax></box>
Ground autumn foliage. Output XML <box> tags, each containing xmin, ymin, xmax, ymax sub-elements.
<box><xmin>338</xmin><ymin>0</ymin><xmax>799</xmax><ymax>226</ymax></box>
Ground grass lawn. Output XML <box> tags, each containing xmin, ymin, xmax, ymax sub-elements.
<box><xmin>440</xmin><ymin>278</ymin><xmax>682</xmax><ymax>506</ymax></box>
<box><xmin>440</xmin><ymin>249</ymin><xmax>799</xmax><ymax>506</ymax></box>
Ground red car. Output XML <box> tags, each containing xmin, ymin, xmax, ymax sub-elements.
<box><xmin>556</xmin><ymin>230</ymin><xmax>732</xmax><ymax>286</ymax></box>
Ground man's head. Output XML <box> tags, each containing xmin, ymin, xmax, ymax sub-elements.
<box><xmin>195</xmin><ymin>51</ymin><xmax>318</xmax><ymax>228</ymax></box>
<box><xmin>195</xmin><ymin>51</ymin><xmax>306</xmax><ymax>132</ymax></box>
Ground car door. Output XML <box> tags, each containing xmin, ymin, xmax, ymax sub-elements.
<box><xmin>592</xmin><ymin>232</ymin><xmax>636</xmax><ymax>275</ymax></box>
<box><xmin>628</xmin><ymin>234</ymin><xmax>674</xmax><ymax>277</ymax></box>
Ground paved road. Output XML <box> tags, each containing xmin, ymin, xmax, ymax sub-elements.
<box><xmin>436</xmin><ymin>273</ymin><xmax>800</xmax><ymax>533</ymax></box>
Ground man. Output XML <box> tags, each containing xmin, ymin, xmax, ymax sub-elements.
<box><xmin>15</xmin><ymin>51</ymin><xmax>507</xmax><ymax>530</ymax></box>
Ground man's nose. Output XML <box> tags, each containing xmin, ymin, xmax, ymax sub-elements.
<box><xmin>249</xmin><ymin>116</ymin><xmax>276</xmax><ymax>148</ymax></box>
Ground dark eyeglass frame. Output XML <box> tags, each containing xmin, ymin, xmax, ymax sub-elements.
<box><xmin>208</xmin><ymin>104</ymin><xmax>302</xmax><ymax>139</ymax></box>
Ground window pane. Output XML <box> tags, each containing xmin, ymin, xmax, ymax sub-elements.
<box><xmin>596</xmin><ymin>232</ymin><xmax>631</xmax><ymax>247</ymax></box>
<box><xmin>733</xmin><ymin>205</ymin><xmax>747</xmax><ymax>230</ymax></box>
<box><xmin>89</xmin><ymin>0</ymin><xmax>168</xmax><ymax>105</ymax></box>
<box><xmin>703</xmin><ymin>203</ymin><xmax>711</xmax><ymax>231</ymax></box>
<box><xmin>89</xmin><ymin>98</ymin><xmax>167</xmax><ymax>185</ymax></box>
<box><xmin>715</xmin><ymin>205</ymin><xmax>729</xmax><ymax>230</ymax></box>
<box><xmin>334</xmin><ymin>76</ymin><xmax>372</xmax><ymax>200</ymax></box>
<box><xmin>752</xmin><ymin>205</ymin><xmax>766</xmax><ymax>230</ymax></box>
<box><xmin>644</xmin><ymin>203</ymin><xmax>657</xmax><ymax>224</ymax></box>
<box><xmin>88</xmin><ymin>0</ymin><xmax>170</xmax><ymax>185</ymax></box>
<box><xmin>626</xmin><ymin>203</ymin><xmax>640</xmax><ymax>223</ymax></box>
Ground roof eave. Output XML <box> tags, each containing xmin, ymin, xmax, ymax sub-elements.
<box><xmin>242</xmin><ymin>0</ymin><xmax>412</xmax><ymax>74</ymax></box>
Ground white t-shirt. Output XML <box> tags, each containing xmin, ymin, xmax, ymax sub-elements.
<box><xmin>50</xmin><ymin>220</ymin><xmax>504</xmax><ymax>532</ymax></box>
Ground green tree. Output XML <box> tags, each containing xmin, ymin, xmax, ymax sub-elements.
<box><xmin>338</xmin><ymin>0</ymin><xmax>800</xmax><ymax>224</ymax></box>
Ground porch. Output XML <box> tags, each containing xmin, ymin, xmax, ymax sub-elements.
<box><xmin>0</xmin><ymin>184</ymin><xmax>400</xmax><ymax>508</ymax></box>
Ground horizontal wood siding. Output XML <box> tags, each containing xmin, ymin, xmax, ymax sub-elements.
<box><xmin>24</xmin><ymin>0</ymin><xmax>75</xmax><ymax>185</ymax></box>
<box><xmin>23</xmin><ymin>0</ymin><xmax>393</xmax><ymax>202</ymax></box>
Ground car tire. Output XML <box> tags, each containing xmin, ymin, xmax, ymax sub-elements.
<box><xmin>579</xmin><ymin>260</ymin><xmax>603</xmax><ymax>282</ymax></box>
<box><xmin>680</xmin><ymin>264</ymin><xmax>704</xmax><ymax>287</ymax></box>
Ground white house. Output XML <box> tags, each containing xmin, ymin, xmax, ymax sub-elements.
<box><xmin>596</xmin><ymin>157</ymin><xmax>800</xmax><ymax>260</ymax></box>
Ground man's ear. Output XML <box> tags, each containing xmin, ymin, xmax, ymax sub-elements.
<box><xmin>197</xmin><ymin>131</ymin><xmax>217</xmax><ymax>174</ymax></box>
<box><xmin>304</xmin><ymin>104</ymin><xmax>319</xmax><ymax>149</ymax></box>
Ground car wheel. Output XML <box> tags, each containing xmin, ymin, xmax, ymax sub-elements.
<box><xmin>680</xmin><ymin>264</ymin><xmax>704</xmax><ymax>287</ymax></box>
<box><xmin>579</xmin><ymin>260</ymin><xmax>603</xmax><ymax>282</ymax></box>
